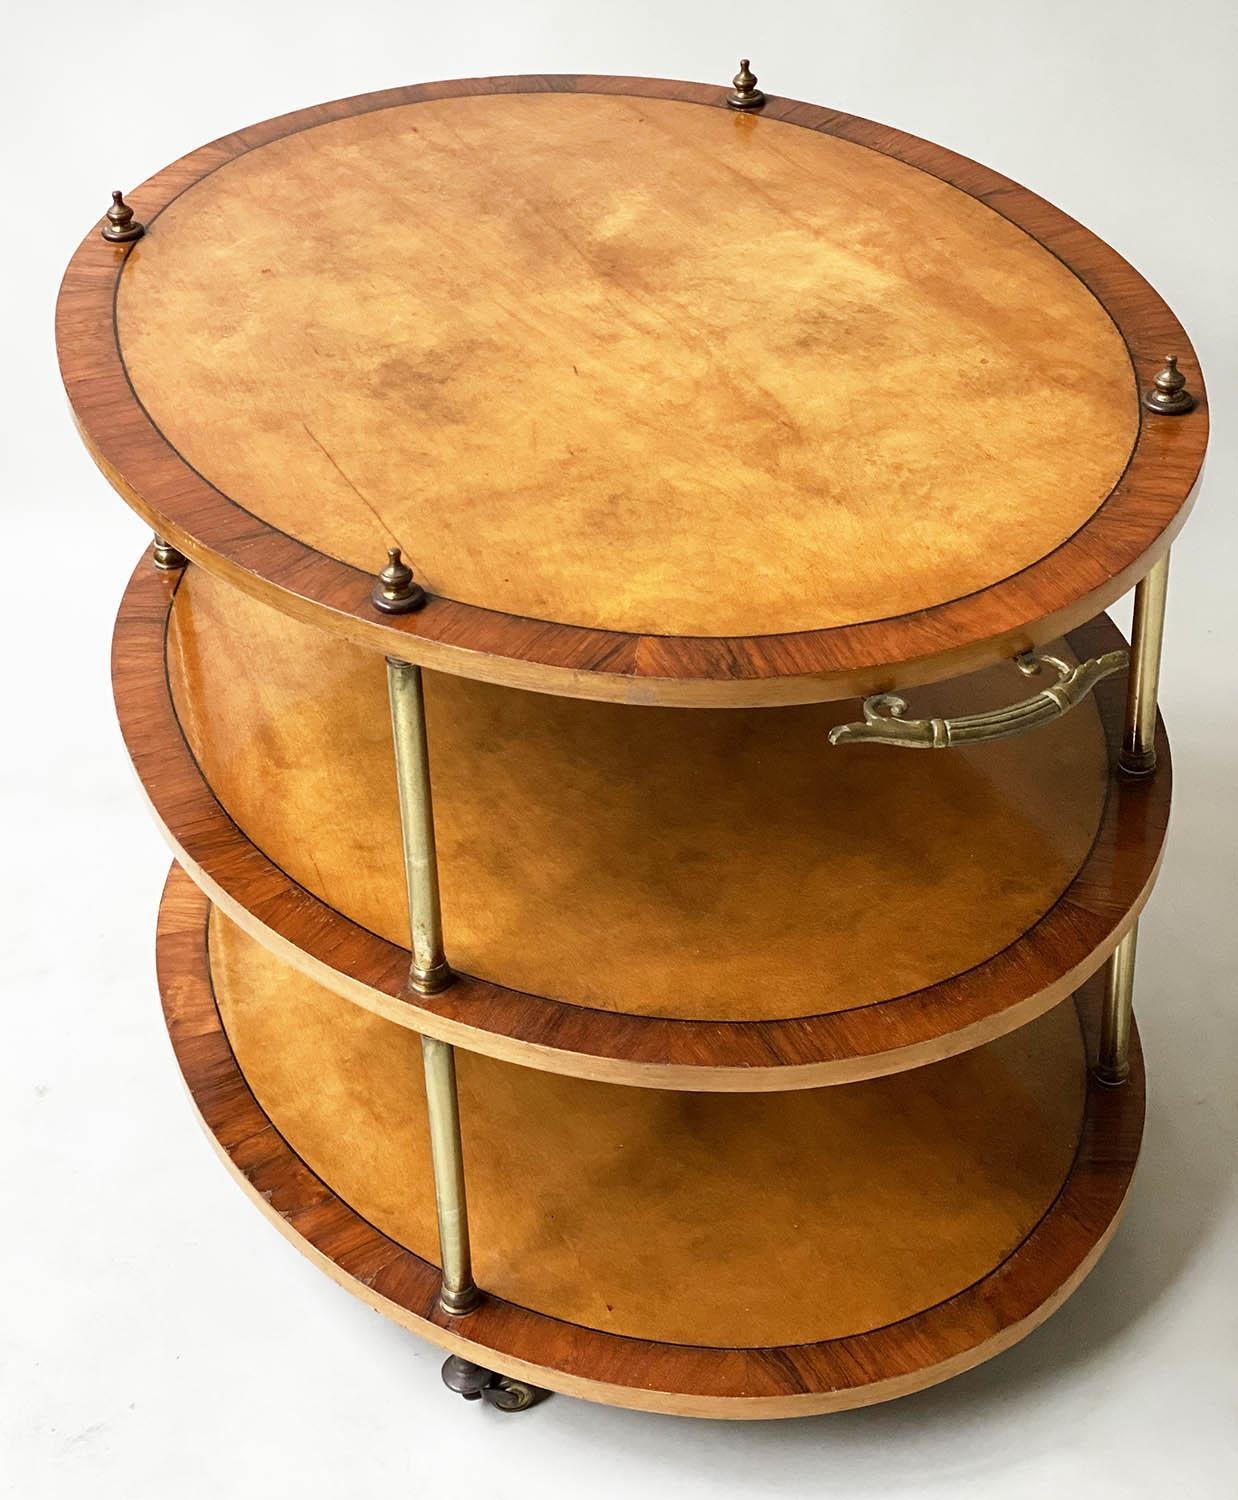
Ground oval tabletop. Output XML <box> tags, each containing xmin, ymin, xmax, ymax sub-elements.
<box><xmin>60</xmin><ymin>75</ymin><xmax>1207</xmax><ymax>705</ymax></box>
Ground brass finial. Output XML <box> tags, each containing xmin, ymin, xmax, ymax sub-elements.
<box><xmin>727</xmin><ymin>58</ymin><xmax>765</xmax><ymax>110</ymax></box>
<box><xmin>101</xmin><ymin>189</ymin><xmax>145</xmax><ymax>244</ymax></box>
<box><xmin>152</xmin><ymin>534</ymin><xmax>187</xmax><ymax>570</ymax></box>
<box><xmin>372</xmin><ymin>546</ymin><xmax>427</xmax><ymax>613</ymax></box>
<box><xmin>1142</xmin><ymin>354</ymin><xmax>1195</xmax><ymax>416</ymax></box>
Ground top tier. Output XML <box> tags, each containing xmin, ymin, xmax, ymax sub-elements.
<box><xmin>58</xmin><ymin>75</ymin><xmax>1207</xmax><ymax>706</ymax></box>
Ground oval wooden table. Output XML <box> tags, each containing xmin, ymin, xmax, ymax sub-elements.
<box><xmin>62</xmin><ymin>71</ymin><xmax>1205</xmax><ymax>1417</ymax></box>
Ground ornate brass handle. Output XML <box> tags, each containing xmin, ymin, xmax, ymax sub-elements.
<box><xmin>827</xmin><ymin>649</ymin><xmax>1129</xmax><ymax>749</ymax></box>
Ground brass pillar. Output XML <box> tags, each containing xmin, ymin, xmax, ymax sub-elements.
<box><xmin>152</xmin><ymin>533</ymin><xmax>187</xmax><ymax>570</ymax></box>
<box><xmin>420</xmin><ymin>1035</ymin><xmax>481</xmax><ymax>1316</ymax></box>
<box><xmin>386</xmin><ymin>657</ymin><xmax>453</xmax><ymax>995</ymax></box>
<box><xmin>1120</xmin><ymin>552</ymin><xmax>1170</xmax><ymax>776</ymax></box>
<box><xmin>1097</xmin><ymin>925</ymin><xmax>1138</xmax><ymax>1086</ymax></box>
<box><xmin>1098</xmin><ymin>553</ymin><xmax>1170</xmax><ymax>1084</ymax></box>
<box><xmin>386</xmin><ymin>658</ymin><xmax>478</xmax><ymax>1315</ymax></box>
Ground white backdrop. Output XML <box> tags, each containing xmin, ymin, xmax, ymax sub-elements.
<box><xmin>2</xmin><ymin>3</ymin><xmax>1235</xmax><ymax>1496</ymax></box>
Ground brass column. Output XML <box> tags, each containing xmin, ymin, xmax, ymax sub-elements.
<box><xmin>1099</xmin><ymin>553</ymin><xmax>1170</xmax><ymax>1084</ymax></box>
<box><xmin>1097</xmin><ymin>927</ymin><xmax>1137</xmax><ymax>1086</ymax></box>
<box><xmin>387</xmin><ymin>658</ymin><xmax>452</xmax><ymax>995</ymax></box>
<box><xmin>1120</xmin><ymin>552</ymin><xmax>1170</xmax><ymax>777</ymax></box>
<box><xmin>420</xmin><ymin>1035</ymin><xmax>481</xmax><ymax>1316</ymax></box>
<box><xmin>386</xmin><ymin>657</ymin><xmax>479</xmax><ymax>1316</ymax></box>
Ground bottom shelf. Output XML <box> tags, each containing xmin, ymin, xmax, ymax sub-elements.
<box><xmin>156</xmin><ymin>866</ymin><xmax>1144</xmax><ymax>1418</ymax></box>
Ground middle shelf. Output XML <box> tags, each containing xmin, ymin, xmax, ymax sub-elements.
<box><xmin>114</xmin><ymin>554</ymin><xmax>1171</xmax><ymax>1090</ymax></box>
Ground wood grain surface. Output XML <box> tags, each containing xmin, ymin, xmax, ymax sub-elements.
<box><xmin>62</xmin><ymin>75</ymin><xmax>1208</xmax><ymax>706</ymax></box>
<box><xmin>209</xmin><ymin>900</ymin><xmax>1086</xmax><ymax>1348</ymax></box>
<box><xmin>117</xmin><ymin>92</ymin><xmax>1134</xmax><ymax>639</ymax></box>
<box><xmin>114</xmin><ymin>554</ymin><xmax>1171</xmax><ymax>1088</ymax></box>
<box><xmin>168</xmin><ymin>563</ymin><xmax>1109</xmax><ymax>1023</ymax></box>
<box><xmin>158</xmin><ymin>866</ymin><xmax>1145</xmax><ymax>1416</ymax></box>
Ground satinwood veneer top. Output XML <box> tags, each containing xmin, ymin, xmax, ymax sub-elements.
<box><xmin>210</xmin><ymin>900</ymin><xmax>1088</xmax><ymax>1350</ymax></box>
<box><xmin>60</xmin><ymin>76</ymin><xmax>1207</xmax><ymax>705</ymax></box>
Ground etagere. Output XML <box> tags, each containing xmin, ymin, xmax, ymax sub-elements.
<box><xmin>59</xmin><ymin>68</ymin><xmax>1206</xmax><ymax>1417</ymax></box>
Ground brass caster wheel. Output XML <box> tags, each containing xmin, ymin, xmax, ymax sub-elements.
<box><xmin>440</xmin><ymin>1355</ymin><xmax>549</xmax><ymax>1412</ymax></box>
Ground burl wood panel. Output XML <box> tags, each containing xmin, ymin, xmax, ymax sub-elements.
<box><xmin>117</xmin><ymin>92</ymin><xmax>1135</xmax><ymax>639</ymax></box>
<box><xmin>159</xmin><ymin>868</ymin><xmax>1144</xmax><ymax>1414</ymax></box>
<box><xmin>209</xmin><ymin>903</ymin><xmax>1085</xmax><ymax>1348</ymax></box>
<box><xmin>168</xmin><ymin>565</ymin><xmax>1108</xmax><ymax>1023</ymax></box>
<box><xmin>116</xmin><ymin>556</ymin><xmax>1169</xmax><ymax>1087</ymax></box>
<box><xmin>62</xmin><ymin>77</ymin><xmax>1208</xmax><ymax>705</ymax></box>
